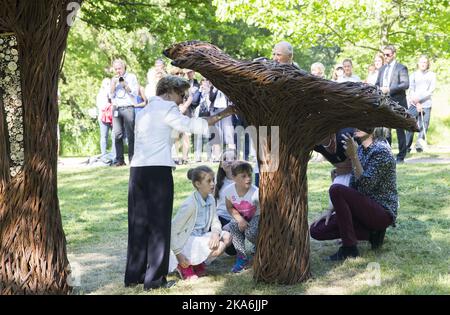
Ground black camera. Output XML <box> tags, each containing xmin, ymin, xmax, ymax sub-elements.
<box><xmin>119</xmin><ymin>76</ymin><xmax>124</xmax><ymax>82</ymax></box>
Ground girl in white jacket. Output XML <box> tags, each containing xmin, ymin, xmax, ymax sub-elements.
<box><xmin>169</xmin><ymin>166</ymin><xmax>231</xmax><ymax>280</ymax></box>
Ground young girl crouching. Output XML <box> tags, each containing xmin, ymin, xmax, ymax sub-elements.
<box><xmin>224</xmin><ymin>162</ymin><xmax>260</xmax><ymax>273</ymax></box>
<box><xmin>169</xmin><ymin>166</ymin><xmax>232</xmax><ymax>280</ymax></box>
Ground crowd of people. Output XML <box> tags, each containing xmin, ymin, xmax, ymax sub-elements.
<box><xmin>95</xmin><ymin>59</ymin><xmax>255</xmax><ymax>167</ymax></box>
<box><xmin>92</xmin><ymin>41</ymin><xmax>436</xmax><ymax>290</ymax></box>
<box><xmin>316</xmin><ymin>46</ymin><xmax>436</xmax><ymax>159</ymax></box>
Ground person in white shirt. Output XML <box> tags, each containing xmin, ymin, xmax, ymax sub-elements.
<box><xmin>337</xmin><ymin>59</ymin><xmax>361</xmax><ymax>83</ymax></box>
<box><xmin>310</xmin><ymin>62</ymin><xmax>326</xmax><ymax>79</ymax></box>
<box><xmin>331</xmin><ymin>64</ymin><xmax>344</xmax><ymax>82</ymax></box>
<box><xmin>110</xmin><ymin>59</ymin><xmax>139</xmax><ymax>166</ymax></box>
<box><xmin>96</xmin><ymin>78</ymin><xmax>115</xmax><ymax>158</ymax></box>
<box><xmin>168</xmin><ymin>166</ymin><xmax>231</xmax><ymax>280</ymax></box>
<box><xmin>214</xmin><ymin>149</ymin><xmax>238</xmax><ymax>255</ymax></box>
<box><xmin>125</xmin><ymin>75</ymin><xmax>235</xmax><ymax>290</ymax></box>
<box><xmin>406</xmin><ymin>55</ymin><xmax>437</xmax><ymax>152</ymax></box>
<box><xmin>365</xmin><ymin>53</ymin><xmax>385</xmax><ymax>85</ymax></box>
<box><xmin>223</xmin><ymin>162</ymin><xmax>260</xmax><ymax>273</ymax></box>
<box><xmin>209</xmin><ymin>86</ymin><xmax>235</xmax><ymax>161</ymax></box>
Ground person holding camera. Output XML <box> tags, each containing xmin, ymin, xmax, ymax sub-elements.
<box><xmin>312</xmin><ymin>127</ymin><xmax>356</xmax><ymax>215</ymax></box>
<box><xmin>310</xmin><ymin>127</ymin><xmax>397</xmax><ymax>261</ymax></box>
<box><xmin>110</xmin><ymin>59</ymin><xmax>139</xmax><ymax>166</ymax></box>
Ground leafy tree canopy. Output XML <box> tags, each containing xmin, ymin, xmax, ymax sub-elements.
<box><xmin>214</xmin><ymin>0</ymin><xmax>450</xmax><ymax>59</ymax></box>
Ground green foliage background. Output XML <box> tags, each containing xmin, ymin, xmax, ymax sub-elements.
<box><xmin>58</xmin><ymin>0</ymin><xmax>450</xmax><ymax>156</ymax></box>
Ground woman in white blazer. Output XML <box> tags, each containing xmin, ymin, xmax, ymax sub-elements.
<box><xmin>124</xmin><ymin>75</ymin><xmax>235</xmax><ymax>290</ymax></box>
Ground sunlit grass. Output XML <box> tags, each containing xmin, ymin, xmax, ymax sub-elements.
<box><xmin>58</xmin><ymin>154</ymin><xmax>450</xmax><ymax>295</ymax></box>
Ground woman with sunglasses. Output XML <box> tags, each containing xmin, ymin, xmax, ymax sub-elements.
<box><xmin>125</xmin><ymin>75</ymin><xmax>236</xmax><ymax>290</ymax></box>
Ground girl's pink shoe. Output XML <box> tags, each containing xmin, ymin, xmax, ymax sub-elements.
<box><xmin>193</xmin><ymin>263</ymin><xmax>207</xmax><ymax>277</ymax></box>
<box><xmin>177</xmin><ymin>264</ymin><xmax>199</xmax><ymax>280</ymax></box>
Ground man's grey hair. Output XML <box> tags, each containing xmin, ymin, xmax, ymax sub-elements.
<box><xmin>112</xmin><ymin>58</ymin><xmax>127</xmax><ymax>69</ymax></box>
<box><xmin>276</xmin><ymin>41</ymin><xmax>294</xmax><ymax>56</ymax></box>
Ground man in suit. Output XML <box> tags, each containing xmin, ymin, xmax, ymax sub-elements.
<box><xmin>376</xmin><ymin>45</ymin><xmax>410</xmax><ymax>163</ymax></box>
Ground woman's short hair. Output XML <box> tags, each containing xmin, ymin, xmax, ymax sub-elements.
<box><xmin>311</xmin><ymin>62</ymin><xmax>325</xmax><ymax>74</ymax></box>
<box><xmin>360</xmin><ymin>127</ymin><xmax>375</xmax><ymax>134</ymax></box>
<box><xmin>156</xmin><ymin>75</ymin><xmax>190</xmax><ymax>96</ymax></box>
<box><xmin>361</xmin><ymin>127</ymin><xmax>389</xmax><ymax>140</ymax></box>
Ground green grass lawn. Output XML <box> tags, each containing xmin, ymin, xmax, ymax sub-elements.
<box><xmin>58</xmin><ymin>154</ymin><xmax>450</xmax><ymax>295</ymax></box>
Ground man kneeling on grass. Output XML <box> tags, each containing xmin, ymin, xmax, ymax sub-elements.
<box><xmin>310</xmin><ymin>127</ymin><xmax>398</xmax><ymax>261</ymax></box>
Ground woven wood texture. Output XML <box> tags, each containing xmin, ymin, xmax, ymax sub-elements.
<box><xmin>164</xmin><ymin>41</ymin><xmax>418</xmax><ymax>284</ymax></box>
<box><xmin>0</xmin><ymin>0</ymin><xmax>83</xmax><ymax>294</ymax></box>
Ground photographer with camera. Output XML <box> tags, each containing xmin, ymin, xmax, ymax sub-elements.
<box><xmin>110</xmin><ymin>59</ymin><xmax>139</xmax><ymax>166</ymax></box>
<box><xmin>310</xmin><ymin>127</ymin><xmax>397</xmax><ymax>261</ymax></box>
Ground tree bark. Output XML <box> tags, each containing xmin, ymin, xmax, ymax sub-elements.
<box><xmin>254</xmin><ymin>142</ymin><xmax>311</xmax><ymax>283</ymax></box>
<box><xmin>0</xmin><ymin>0</ymin><xmax>82</xmax><ymax>295</ymax></box>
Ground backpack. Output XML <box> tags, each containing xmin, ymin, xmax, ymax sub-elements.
<box><xmin>101</xmin><ymin>103</ymin><xmax>113</xmax><ymax>124</ymax></box>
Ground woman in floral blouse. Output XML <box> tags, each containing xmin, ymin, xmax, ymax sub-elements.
<box><xmin>310</xmin><ymin>127</ymin><xmax>397</xmax><ymax>261</ymax></box>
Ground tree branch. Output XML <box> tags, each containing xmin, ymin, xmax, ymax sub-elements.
<box><xmin>101</xmin><ymin>0</ymin><xmax>158</xmax><ymax>7</ymax></box>
<box><xmin>323</xmin><ymin>22</ymin><xmax>379</xmax><ymax>52</ymax></box>
<box><xmin>79</xmin><ymin>16</ymin><xmax>109</xmax><ymax>30</ymax></box>
<box><xmin>389</xmin><ymin>30</ymin><xmax>414</xmax><ymax>37</ymax></box>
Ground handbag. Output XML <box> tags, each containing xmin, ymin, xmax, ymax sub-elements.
<box><xmin>101</xmin><ymin>103</ymin><xmax>113</xmax><ymax>124</ymax></box>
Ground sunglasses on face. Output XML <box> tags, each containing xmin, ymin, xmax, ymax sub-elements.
<box><xmin>384</xmin><ymin>53</ymin><xmax>393</xmax><ymax>57</ymax></box>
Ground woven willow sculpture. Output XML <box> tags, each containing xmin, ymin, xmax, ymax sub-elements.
<box><xmin>164</xmin><ymin>41</ymin><xmax>418</xmax><ymax>284</ymax></box>
<box><xmin>0</xmin><ymin>0</ymin><xmax>82</xmax><ymax>294</ymax></box>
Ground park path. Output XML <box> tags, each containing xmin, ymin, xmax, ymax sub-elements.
<box><xmin>59</xmin><ymin>146</ymin><xmax>450</xmax><ymax>171</ymax></box>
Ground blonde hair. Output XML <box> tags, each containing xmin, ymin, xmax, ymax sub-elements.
<box><xmin>417</xmin><ymin>55</ymin><xmax>430</xmax><ymax>70</ymax></box>
<box><xmin>310</xmin><ymin>62</ymin><xmax>325</xmax><ymax>77</ymax></box>
<box><xmin>374</xmin><ymin>53</ymin><xmax>385</xmax><ymax>64</ymax></box>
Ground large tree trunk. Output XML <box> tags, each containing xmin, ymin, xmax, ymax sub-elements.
<box><xmin>254</xmin><ymin>142</ymin><xmax>311</xmax><ymax>283</ymax></box>
<box><xmin>0</xmin><ymin>0</ymin><xmax>82</xmax><ymax>294</ymax></box>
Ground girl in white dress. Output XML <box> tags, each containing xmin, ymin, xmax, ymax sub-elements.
<box><xmin>169</xmin><ymin>166</ymin><xmax>231</xmax><ymax>280</ymax></box>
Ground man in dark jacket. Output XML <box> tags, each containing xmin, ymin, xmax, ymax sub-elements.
<box><xmin>376</xmin><ymin>45</ymin><xmax>409</xmax><ymax>163</ymax></box>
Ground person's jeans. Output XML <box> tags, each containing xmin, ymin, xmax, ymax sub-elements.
<box><xmin>194</xmin><ymin>134</ymin><xmax>211</xmax><ymax>162</ymax></box>
<box><xmin>113</xmin><ymin>106</ymin><xmax>135</xmax><ymax>163</ymax></box>
<box><xmin>99</xmin><ymin>120</ymin><xmax>116</xmax><ymax>157</ymax></box>
<box><xmin>310</xmin><ymin>184</ymin><xmax>393</xmax><ymax>247</ymax></box>
<box><xmin>395</xmin><ymin>128</ymin><xmax>407</xmax><ymax>161</ymax></box>
<box><xmin>406</xmin><ymin>107</ymin><xmax>431</xmax><ymax>151</ymax></box>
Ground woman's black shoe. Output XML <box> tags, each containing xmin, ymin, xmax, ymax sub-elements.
<box><xmin>325</xmin><ymin>245</ymin><xmax>359</xmax><ymax>261</ymax></box>
<box><xmin>144</xmin><ymin>277</ymin><xmax>177</xmax><ymax>290</ymax></box>
<box><xmin>369</xmin><ymin>229</ymin><xmax>386</xmax><ymax>250</ymax></box>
